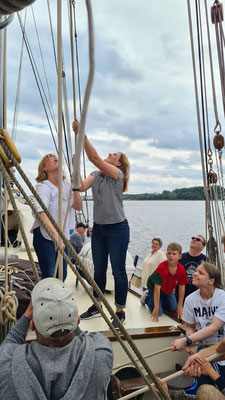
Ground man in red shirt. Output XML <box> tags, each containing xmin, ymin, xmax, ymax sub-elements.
<box><xmin>141</xmin><ymin>242</ymin><xmax>188</xmax><ymax>322</ymax></box>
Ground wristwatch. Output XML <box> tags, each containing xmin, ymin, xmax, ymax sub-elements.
<box><xmin>186</xmin><ymin>336</ymin><xmax>192</xmax><ymax>346</ymax></box>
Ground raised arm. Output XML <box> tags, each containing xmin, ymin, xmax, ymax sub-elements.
<box><xmin>72</xmin><ymin>120</ymin><xmax>119</xmax><ymax>179</ymax></box>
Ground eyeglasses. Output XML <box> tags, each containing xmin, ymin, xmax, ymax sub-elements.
<box><xmin>48</xmin><ymin>157</ymin><xmax>58</xmax><ymax>162</ymax></box>
<box><xmin>191</xmin><ymin>236</ymin><xmax>202</xmax><ymax>243</ymax></box>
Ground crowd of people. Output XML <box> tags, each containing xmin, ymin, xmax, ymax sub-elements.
<box><xmin>0</xmin><ymin>116</ymin><xmax>224</xmax><ymax>398</ymax></box>
<box><xmin>140</xmin><ymin>233</ymin><xmax>225</xmax><ymax>398</ymax></box>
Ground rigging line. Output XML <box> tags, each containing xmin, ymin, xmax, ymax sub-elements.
<box><xmin>46</xmin><ymin>0</ymin><xmax>57</xmax><ymax>70</ymax></box>
<box><xmin>16</xmin><ymin>12</ymin><xmax>69</xmax><ymax>166</ymax></box>
<box><xmin>214</xmin><ymin>7</ymin><xmax>225</xmax><ymax>117</ymax></box>
<box><xmin>204</xmin><ymin>0</ymin><xmax>221</xmax><ymax>129</ymax></box>
<box><xmin>67</xmin><ymin>0</ymin><xmax>77</xmax><ymax>120</ymax></box>
<box><xmin>195</xmin><ymin>0</ymin><xmax>209</xmax><ymax>175</ymax></box>
<box><xmin>12</xmin><ymin>10</ymin><xmax>27</xmax><ymax>141</ymax></box>
<box><xmin>215</xmin><ymin>150</ymin><xmax>225</xmax><ymax>221</ymax></box>
<box><xmin>17</xmin><ymin>14</ymin><xmax>58</xmax><ymax>133</ymax></box>
<box><xmin>72</xmin><ymin>0</ymin><xmax>90</xmax><ymax>223</ymax></box>
<box><xmin>16</xmin><ymin>13</ymin><xmax>58</xmax><ymax>151</ymax></box>
<box><xmin>198</xmin><ymin>0</ymin><xmax>212</xmax><ymax>151</ymax></box>
<box><xmin>187</xmin><ymin>0</ymin><xmax>209</xmax><ymax>237</ymax></box>
<box><xmin>46</xmin><ymin>0</ymin><xmax>73</xmax><ymax>174</ymax></box>
<box><xmin>31</xmin><ymin>3</ymin><xmax>57</xmax><ymax>131</ymax></box>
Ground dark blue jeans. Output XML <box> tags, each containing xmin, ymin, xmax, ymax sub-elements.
<box><xmin>33</xmin><ymin>227</ymin><xmax>68</xmax><ymax>281</ymax></box>
<box><xmin>145</xmin><ymin>290</ymin><xmax>177</xmax><ymax>315</ymax></box>
<box><xmin>91</xmin><ymin>219</ymin><xmax>130</xmax><ymax>308</ymax></box>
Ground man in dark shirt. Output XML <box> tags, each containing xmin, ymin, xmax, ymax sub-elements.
<box><xmin>178</xmin><ymin>235</ymin><xmax>206</xmax><ymax>299</ymax></box>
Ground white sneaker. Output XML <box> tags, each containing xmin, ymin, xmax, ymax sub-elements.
<box><xmin>140</xmin><ymin>290</ymin><xmax>148</xmax><ymax>305</ymax></box>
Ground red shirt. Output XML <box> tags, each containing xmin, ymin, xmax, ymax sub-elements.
<box><xmin>147</xmin><ymin>260</ymin><xmax>189</xmax><ymax>295</ymax></box>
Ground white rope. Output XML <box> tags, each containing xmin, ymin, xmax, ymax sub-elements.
<box><xmin>73</xmin><ymin>0</ymin><xmax>95</xmax><ymax>189</ymax></box>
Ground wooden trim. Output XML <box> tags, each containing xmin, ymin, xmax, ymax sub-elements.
<box><xmin>101</xmin><ymin>325</ymin><xmax>182</xmax><ymax>342</ymax></box>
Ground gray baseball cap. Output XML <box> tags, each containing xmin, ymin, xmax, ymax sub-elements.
<box><xmin>32</xmin><ymin>278</ymin><xmax>78</xmax><ymax>338</ymax></box>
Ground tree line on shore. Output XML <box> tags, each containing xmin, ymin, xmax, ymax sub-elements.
<box><xmin>123</xmin><ymin>186</ymin><xmax>224</xmax><ymax>200</ymax></box>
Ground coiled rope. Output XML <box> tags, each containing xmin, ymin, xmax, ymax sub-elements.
<box><xmin>0</xmin><ymin>0</ymin><xmax>36</xmax><ymax>15</ymax></box>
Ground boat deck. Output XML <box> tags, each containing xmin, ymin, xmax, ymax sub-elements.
<box><xmin>65</xmin><ymin>267</ymin><xmax>181</xmax><ymax>333</ymax></box>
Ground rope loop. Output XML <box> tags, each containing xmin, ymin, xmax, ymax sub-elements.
<box><xmin>214</xmin><ymin>121</ymin><xmax>222</xmax><ymax>133</ymax></box>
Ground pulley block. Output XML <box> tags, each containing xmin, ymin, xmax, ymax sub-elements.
<box><xmin>207</xmin><ymin>171</ymin><xmax>217</xmax><ymax>185</ymax></box>
<box><xmin>213</xmin><ymin>133</ymin><xmax>224</xmax><ymax>150</ymax></box>
<box><xmin>211</xmin><ymin>2</ymin><xmax>224</xmax><ymax>24</ymax></box>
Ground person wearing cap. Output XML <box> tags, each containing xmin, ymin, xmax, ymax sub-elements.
<box><xmin>0</xmin><ymin>278</ymin><xmax>113</xmax><ymax>400</ymax></box>
<box><xmin>69</xmin><ymin>222</ymin><xmax>87</xmax><ymax>258</ymax></box>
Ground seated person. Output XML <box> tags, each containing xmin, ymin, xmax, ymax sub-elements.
<box><xmin>141</xmin><ymin>237</ymin><xmax>165</xmax><ymax>290</ymax></box>
<box><xmin>69</xmin><ymin>222</ymin><xmax>86</xmax><ymax>260</ymax></box>
<box><xmin>0</xmin><ymin>278</ymin><xmax>113</xmax><ymax>400</ymax></box>
<box><xmin>172</xmin><ymin>262</ymin><xmax>225</xmax><ymax>389</ymax></box>
<box><xmin>176</xmin><ymin>235</ymin><xmax>206</xmax><ymax>300</ymax></box>
<box><xmin>141</xmin><ymin>242</ymin><xmax>188</xmax><ymax>322</ymax></box>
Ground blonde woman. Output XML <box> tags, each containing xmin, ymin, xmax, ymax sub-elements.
<box><xmin>73</xmin><ymin>121</ymin><xmax>130</xmax><ymax>328</ymax></box>
<box><xmin>31</xmin><ymin>154</ymin><xmax>82</xmax><ymax>281</ymax></box>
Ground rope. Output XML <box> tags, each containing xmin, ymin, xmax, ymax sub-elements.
<box><xmin>0</xmin><ymin>142</ymin><xmax>170</xmax><ymax>400</ymax></box>
<box><xmin>118</xmin><ymin>350</ymin><xmax>225</xmax><ymax>400</ymax></box>
<box><xmin>0</xmin><ymin>0</ymin><xmax>35</xmax><ymax>15</ymax></box>
<box><xmin>0</xmin><ymin>142</ymin><xmax>40</xmax><ymax>285</ymax></box>
<box><xmin>73</xmin><ymin>0</ymin><xmax>94</xmax><ymax>189</ymax></box>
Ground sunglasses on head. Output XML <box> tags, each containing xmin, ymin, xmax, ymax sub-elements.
<box><xmin>191</xmin><ymin>236</ymin><xmax>202</xmax><ymax>243</ymax></box>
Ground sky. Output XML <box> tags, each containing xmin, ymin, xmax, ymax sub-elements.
<box><xmin>2</xmin><ymin>0</ymin><xmax>224</xmax><ymax>194</ymax></box>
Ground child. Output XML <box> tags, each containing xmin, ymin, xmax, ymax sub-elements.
<box><xmin>141</xmin><ymin>242</ymin><xmax>188</xmax><ymax>322</ymax></box>
<box><xmin>195</xmin><ymin>356</ymin><xmax>225</xmax><ymax>397</ymax></box>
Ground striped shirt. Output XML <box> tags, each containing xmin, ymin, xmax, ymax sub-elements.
<box><xmin>90</xmin><ymin>170</ymin><xmax>125</xmax><ymax>224</ymax></box>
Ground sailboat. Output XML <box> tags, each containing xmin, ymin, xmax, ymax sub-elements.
<box><xmin>1</xmin><ymin>1</ymin><xmax>225</xmax><ymax>399</ymax></box>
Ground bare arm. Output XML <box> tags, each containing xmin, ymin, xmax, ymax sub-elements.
<box><xmin>151</xmin><ymin>284</ymin><xmax>161</xmax><ymax>322</ymax></box>
<box><xmin>171</xmin><ymin>322</ymin><xmax>196</xmax><ymax>351</ymax></box>
<box><xmin>84</xmin><ymin>137</ymin><xmax>119</xmax><ymax>179</ymax></box>
<box><xmin>72</xmin><ymin>191</ymin><xmax>83</xmax><ymax>210</ymax></box>
<box><xmin>78</xmin><ymin>174</ymin><xmax>95</xmax><ymax>192</ymax></box>
<box><xmin>177</xmin><ymin>285</ymin><xmax>185</xmax><ymax>319</ymax></box>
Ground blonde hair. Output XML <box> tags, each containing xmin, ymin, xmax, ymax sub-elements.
<box><xmin>36</xmin><ymin>154</ymin><xmax>66</xmax><ymax>183</ymax></box>
<box><xmin>201</xmin><ymin>261</ymin><xmax>222</xmax><ymax>288</ymax></box>
<box><xmin>119</xmin><ymin>153</ymin><xmax>130</xmax><ymax>192</ymax></box>
<box><xmin>167</xmin><ymin>242</ymin><xmax>182</xmax><ymax>254</ymax></box>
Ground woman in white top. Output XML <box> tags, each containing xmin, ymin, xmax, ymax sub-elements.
<box><xmin>141</xmin><ymin>238</ymin><xmax>165</xmax><ymax>289</ymax></box>
<box><xmin>31</xmin><ymin>153</ymin><xmax>82</xmax><ymax>281</ymax></box>
<box><xmin>171</xmin><ymin>262</ymin><xmax>225</xmax><ymax>388</ymax></box>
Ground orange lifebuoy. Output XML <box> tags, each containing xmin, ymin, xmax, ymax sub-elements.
<box><xmin>0</xmin><ymin>129</ymin><xmax>21</xmax><ymax>168</ymax></box>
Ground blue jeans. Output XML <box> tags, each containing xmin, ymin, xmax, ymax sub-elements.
<box><xmin>33</xmin><ymin>227</ymin><xmax>68</xmax><ymax>281</ymax></box>
<box><xmin>91</xmin><ymin>219</ymin><xmax>130</xmax><ymax>308</ymax></box>
<box><xmin>145</xmin><ymin>290</ymin><xmax>177</xmax><ymax>315</ymax></box>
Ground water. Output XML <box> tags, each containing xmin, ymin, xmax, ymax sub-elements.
<box><xmin>85</xmin><ymin>200</ymin><xmax>206</xmax><ymax>261</ymax></box>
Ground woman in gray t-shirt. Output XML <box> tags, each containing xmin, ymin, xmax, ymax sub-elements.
<box><xmin>73</xmin><ymin>121</ymin><xmax>130</xmax><ymax>328</ymax></box>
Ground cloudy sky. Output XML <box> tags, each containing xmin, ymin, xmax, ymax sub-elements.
<box><xmin>3</xmin><ymin>0</ymin><xmax>223</xmax><ymax>194</ymax></box>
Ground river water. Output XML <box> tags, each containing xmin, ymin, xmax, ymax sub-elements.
<box><xmin>86</xmin><ymin>200</ymin><xmax>206</xmax><ymax>261</ymax></box>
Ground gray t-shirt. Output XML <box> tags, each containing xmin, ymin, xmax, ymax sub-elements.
<box><xmin>91</xmin><ymin>170</ymin><xmax>125</xmax><ymax>224</ymax></box>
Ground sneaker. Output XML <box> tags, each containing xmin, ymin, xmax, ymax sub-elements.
<box><xmin>140</xmin><ymin>290</ymin><xmax>148</xmax><ymax>305</ymax></box>
<box><xmin>111</xmin><ymin>311</ymin><xmax>126</xmax><ymax>329</ymax></box>
<box><xmin>80</xmin><ymin>304</ymin><xmax>102</xmax><ymax>320</ymax></box>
